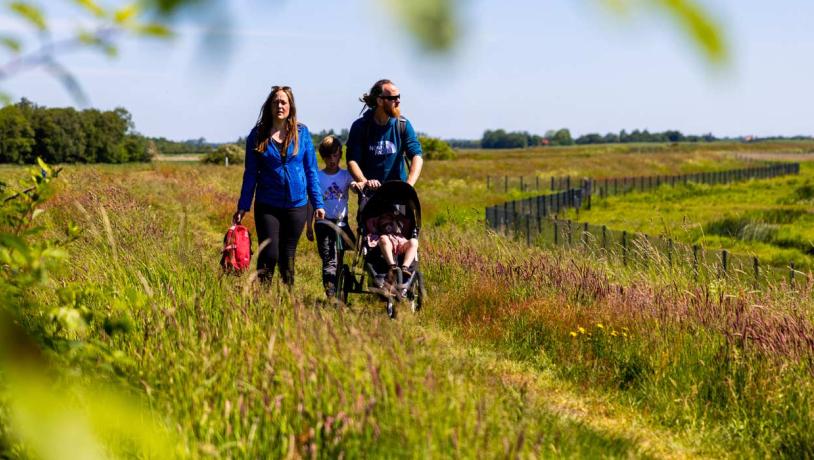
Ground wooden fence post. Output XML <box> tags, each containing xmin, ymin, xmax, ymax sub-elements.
<box><xmin>693</xmin><ymin>245</ymin><xmax>699</xmax><ymax>282</ymax></box>
<box><xmin>753</xmin><ymin>257</ymin><xmax>759</xmax><ymax>289</ymax></box>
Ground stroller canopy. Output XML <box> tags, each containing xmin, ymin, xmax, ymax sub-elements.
<box><xmin>359</xmin><ymin>181</ymin><xmax>422</xmax><ymax>234</ymax></box>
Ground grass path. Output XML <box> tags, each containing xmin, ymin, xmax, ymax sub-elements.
<box><xmin>409</xmin><ymin>322</ymin><xmax>719</xmax><ymax>459</ymax></box>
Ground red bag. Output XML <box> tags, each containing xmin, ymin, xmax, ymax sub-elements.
<box><xmin>220</xmin><ymin>224</ymin><xmax>252</xmax><ymax>273</ymax></box>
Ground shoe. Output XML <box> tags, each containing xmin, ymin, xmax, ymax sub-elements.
<box><xmin>324</xmin><ymin>281</ymin><xmax>336</xmax><ymax>299</ymax></box>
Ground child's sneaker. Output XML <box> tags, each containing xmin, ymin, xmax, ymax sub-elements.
<box><xmin>324</xmin><ymin>281</ymin><xmax>336</xmax><ymax>299</ymax></box>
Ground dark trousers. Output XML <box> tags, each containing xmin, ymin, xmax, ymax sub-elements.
<box><xmin>254</xmin><ymin>203</ymin><xmax>308</xmax><ymax>285</ymax></box>
<box><xmin>315</xmin><ymin>218</ymin><xmax>354</xmax><ymax>288</ymax></box>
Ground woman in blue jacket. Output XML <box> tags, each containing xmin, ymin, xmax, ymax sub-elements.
<box><xmin>234</xmin><ymin>86</ymin><xmax>325</xmax><ymax>286</ymax></box>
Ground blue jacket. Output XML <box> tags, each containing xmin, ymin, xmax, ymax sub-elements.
<box><xmin>237</xmin><ymin>124</ymin><xmax>325</xmax><ymax>211</ymax></box>
<box><xmin>346</xmin><ymin>110</ymin><xmax>422</xmax><ymax>183</ymax></box>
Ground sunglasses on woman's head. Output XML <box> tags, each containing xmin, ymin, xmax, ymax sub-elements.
<box><xmin>378</xmin><ymin>94</ymin><xmax>400</xmax><ymax>101</ymax></box>
<box><xmin>272</xmin><ymin>85</ymin><xmax>291</xmax><ymax>91</ymax></box>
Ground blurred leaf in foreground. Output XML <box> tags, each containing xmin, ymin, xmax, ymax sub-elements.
<box><xmin>600</xmin><ymin>0</ymin><xmax>728</xmax><ymax>65</ymax></box>
<box><xmin>384</xmin><ymin>0</ymin><xmax>458</xmax><ymax>52</ymax></box>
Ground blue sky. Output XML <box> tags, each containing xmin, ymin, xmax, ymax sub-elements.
<box><xmin>3</xmin><ymin>0</ymin><xmax>813</xmax><ymax>142</ymax></box>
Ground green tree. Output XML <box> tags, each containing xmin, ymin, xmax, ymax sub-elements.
<box><xmin>419</xmin><ymin>136</ymin><xmax>456</xmax><ymax>160</ymax></box>
<box><xmin>0</xmin><ymin>105</ymin><xmax>34</xmax><ymax>163</ymax></box>
<box><xmin>552</xmin><ymin>128</ymin><xmax>574</xmax><ymax>146</ymax></box>
<box><xmin>201</xmin><ymin>143</ymin><xmax>244</xmax><ymax>165</ymax></box>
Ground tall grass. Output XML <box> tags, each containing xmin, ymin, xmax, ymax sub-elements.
<box><xmin>4</xmin><ymin>150</ymin><xmax>814</xmax><ymax>457</ymax></box>
<box><xmin>21</xmin><ymin>164</ymin><xmax>663</xmax><ymax>457</ymax></box>
<box><xmin>428</xmin><ymin>223</ymin><xmax>814</xmax><ymax>457</ymax></box>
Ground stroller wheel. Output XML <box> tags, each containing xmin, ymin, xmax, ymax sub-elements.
<box><xmin>338</xmin><ymin>264</ymin><xmax>352</xmax><ymax>304</ymax></box>
<box><xmin>386</xmin><ymin>298</ymin><xmax>397</xmax><ymax>319</ymax></box>
<box><xmin>410</xmin><ymin>271</ymin><xmax>425</xmax><ymax>313</ymax></box>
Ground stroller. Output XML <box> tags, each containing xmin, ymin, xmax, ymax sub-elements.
<box><xmin>336</xmin><ymin>181</ymin><xmax>426</xmax><ymax>319</ymax></box>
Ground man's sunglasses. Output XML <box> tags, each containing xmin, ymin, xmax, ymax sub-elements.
<box><xmin>378</xmin><ymin>94</ymin><xmax>401</xmax><ymax>101</ymax></box>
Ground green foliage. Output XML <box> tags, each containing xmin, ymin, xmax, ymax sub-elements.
<box><xmin>0</xmin><ymin>161</ymin><xmax>174</xmax><ymax>458</ymax></box>
<box><xmin>0</xmin><ymin>105</ymin><xmax>34</xmax><ymax>163</ymax></box>
<box><xmin>149</xmin><ymin>136</ymin><xmax>216</xmax><ymax>155</ymax></box>
<box><xmin>419</xmin><ymin>136</ymin><xmax>456</xmax><ymax>160</ymax></box>
<box><xmin>384</xmin><ymin>0</ymin><xmax>457</xmax><ymax>52</ymax></box>
<box><xmin>201</xmin><ymin>143</ymin><xmax>244</xmax><ymax>165</ymax></box>
<box><xmin>657</xmin><ymin>0</ymin><xmax>727</xmax><ymax>63</ymax></box>
<box><xmin>481</xmin><ymin>129</ymin><xmax>541</xmax><ymax>149</ymax></box>
<box><xmin>549</xmin><ymin>128</ymin><xmax>574</xmax><ymax>146</ymax></box>
<box><xmin>8</xmin><ymin>2</ymin><xmax>46</xmax><ymax>31</ymax></box>
<box><xmin>0</xmin><ymin>100</ymin><xmax>149</xmax><ymax>164</ymax></box>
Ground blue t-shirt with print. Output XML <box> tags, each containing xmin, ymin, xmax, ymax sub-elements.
<box><xmin>346</xmin><ymin>110</ymin><xmax>422</xmax><ymax>183</ymax></box>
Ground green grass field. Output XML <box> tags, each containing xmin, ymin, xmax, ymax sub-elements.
<box><xmin>560</xmin><ymin>163</ymin><xmax>814</xmax><ymax>270</ymax></box>
<box><xmin>3</xmin><ymin>143</ymin><xmax>814</xmax><ymax>458</ymax></box>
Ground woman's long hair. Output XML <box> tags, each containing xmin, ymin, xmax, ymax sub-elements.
<box><xmin>254</xmin><ymin>86</ymin><xmax>299</xmax><ymax>156</ymax></box>
<box><xmin>359</xmin><ymin>79</ymin><xmax>392</xmax><ymax>113</ymax></box>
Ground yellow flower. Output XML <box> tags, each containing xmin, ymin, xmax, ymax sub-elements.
<box><xmin>570</xmin><ymin>331</ymin><xmax>578</xmax><ymax>337</ymax></box>
<box><xmin>610</xmin><ymin>330</ymin><xmax>618</xmax><ymax>337</ymax></box>
<box><xmin>578</xmin><ymin>326</ymin><xmax>586</xmax><ymax>334</ymax></box>
<box><xmin>596</xmin><ymin>323</ymin><xmax>604</xmax><ymax>329</ymax></box>
<box><xmin>622</xmin><ymin>332</ymin><xmax>628</xmax><ymax>338</ymax></box>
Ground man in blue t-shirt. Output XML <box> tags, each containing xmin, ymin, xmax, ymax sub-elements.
<box><xmin>346</xmin><ymin>79</ymin><xmax>423</xmax><ymax>191</ymax></box>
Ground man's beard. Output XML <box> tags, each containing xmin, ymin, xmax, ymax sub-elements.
<box><xmin>384</xmin><ymin>104</ymin><xmax>401</xmax><ymax>118</ymax></box>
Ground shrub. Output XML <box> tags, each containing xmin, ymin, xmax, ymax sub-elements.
<box><xmin>419</xmin><ymin>136</ymin><xmax>456</xmax><ymax>161</ymax></box>
<box><xmin>201</xmin><ymin>144</ymin><xmax>244</xmax><ymax>165</ymax></box>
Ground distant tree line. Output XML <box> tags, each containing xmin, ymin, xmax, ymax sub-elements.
<box><xmin>0</xmin><ymin>99</ymin><xmax>150</xmax><ymax>163</ymax></box>
<box><xmin>149</xmin><ymin>137</ymin><xmax>217</xmax><ymax>155</ymax></box>
<box><xmin>473</xmin><ymin>128</ymin><xmax>725</xmax><ymax>149</ymax></box>
<box><xmin>446</xmin><ymin>128</ymin><xmax>814</xmax><ymax>150</ymax></box>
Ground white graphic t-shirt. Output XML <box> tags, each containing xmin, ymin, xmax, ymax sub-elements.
<box><xmin>318</xmin><ymin>169</ymin><xmax>353</xmax><ymax>220</ymax></box>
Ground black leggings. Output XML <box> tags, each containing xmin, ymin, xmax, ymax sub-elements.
<box><xmin>314</xmin><ymin>218</ymin><xmax>355</xmax><ymax>288</ymax></box>
<box><xmin>254</xmin><ymin>203</ymin><xmax>308</xmax><ymax>285</ymax></box>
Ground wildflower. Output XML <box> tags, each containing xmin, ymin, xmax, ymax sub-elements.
<box><xmin>610</xmin><ymin>330</ymin><xmax>618</xmax><ymax>337</ymax></box>
<box><xmin>622</xmin><ymin>332</ymin><xmax>628</xmax><ymax>338</ymax></box>
<box><xmin>596</xmin><ymin>323</ymin><xmax>604</xmax><ymax>329</ymax></box>
<box><xmin>578</xmin><ymin>326</ymin><xmax>586</xmax><ymax>334</ymax></box>
<box><xmin>570</xmin><ymin>331</ymin><xmax>578</xmax><ymax>338</ymax></box>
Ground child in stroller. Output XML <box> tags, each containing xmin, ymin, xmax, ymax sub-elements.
<box><xmin>365</xmin><ymin>204</ymin><xmax>419</xmax><ymax>292</ymax></box>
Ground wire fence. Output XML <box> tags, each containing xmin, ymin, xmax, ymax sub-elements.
<box><xmin>489</xmin><ymin>187</ymin><xmax>588</xmax><ymax>219</ymax></box>
<box><xmin>485</xmin><ymin>162</ymin><xmax>801</xmax><ymax>195</ymax></box>
<box><xmin>484</xmin><ymin>162</ymin><xmax>807</xmax><ymax>289</ymax></box>
<box><xmin>484</xmin><ymin>208</ymin><xmax>808</xmax><ymax>289</ymax></box>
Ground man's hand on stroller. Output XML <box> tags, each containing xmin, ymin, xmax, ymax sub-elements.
<box><xmin>362</xmin><ymin>179</ymin><xmax>381</xmax><ymax>192</ymax></box>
